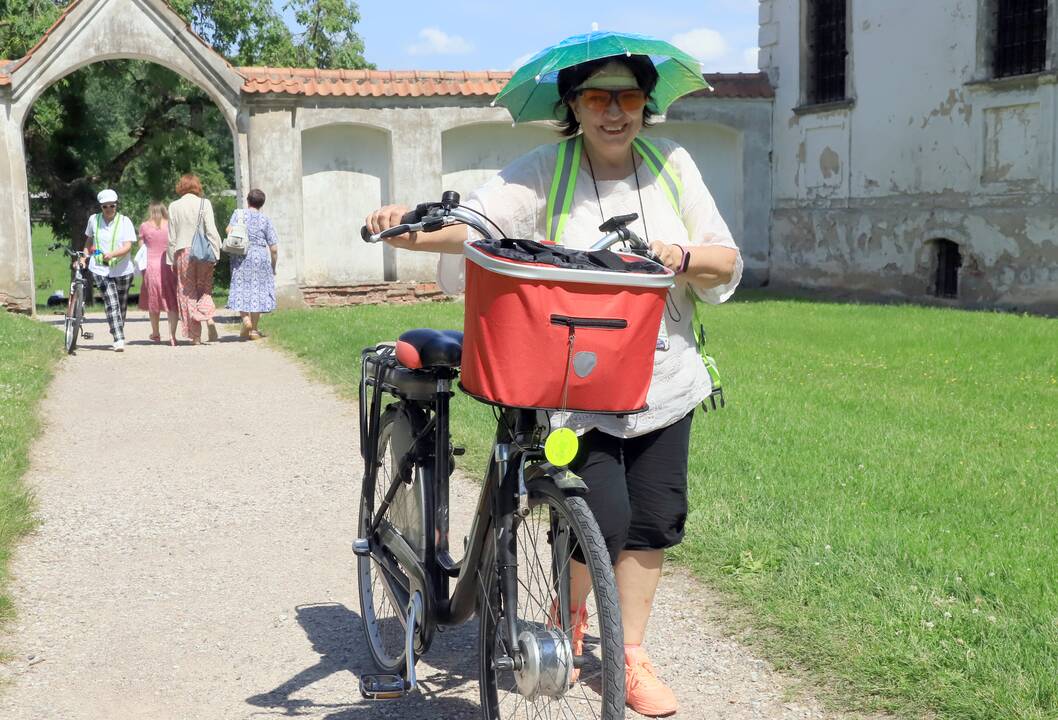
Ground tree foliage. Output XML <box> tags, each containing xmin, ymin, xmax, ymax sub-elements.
<box><xmin>0</xmin><ymin>0</ymin><xmax>63</xmax><ymax>60</ymax></box>
<box><xmin>4</xmin><ymin>0</ymin><xmax>372</xmax><ymax>256</ymax></box>
<box><xmin>285</xmin><ymin>0</ymin><xmax>370</xmax><ymax>70</ymax></box>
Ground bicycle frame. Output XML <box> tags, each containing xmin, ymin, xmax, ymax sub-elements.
<box><xmin>359</xmin><ymin>346</ymin><xmax>546</xmax><ymax>656</ymax></box>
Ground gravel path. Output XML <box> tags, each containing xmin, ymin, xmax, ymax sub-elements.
<box><xmin>0</xmin><ymin>310</ymin><xmax>860</xmax><ymax>720</ymax></box>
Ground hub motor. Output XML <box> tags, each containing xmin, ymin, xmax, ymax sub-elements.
<box><xmin>513</xmin><ymin>628</ymin><xmax>574</xmax><ymax>699</ymax></box>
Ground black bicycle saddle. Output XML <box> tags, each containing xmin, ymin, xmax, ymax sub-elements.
<box><xmin>395</xmin><ymin>329</ymin><xmax>464</xmax><ymax>369</ymax></box>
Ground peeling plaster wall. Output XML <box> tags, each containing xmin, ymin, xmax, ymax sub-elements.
<box><xmin>764</xmin><ymin>0</ymin><xmax>1058</xmax><ymax>311</ymax></box>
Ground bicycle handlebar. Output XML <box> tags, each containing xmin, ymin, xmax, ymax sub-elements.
<box><xmin>49</xmin><ymin>243</ymin><xmax>89</xmax><ymax>259</ymax></box>
<box><xmin>359</xmin><ymin>193</ymin><xmax>661</xmax><ymax>264</ymax></box>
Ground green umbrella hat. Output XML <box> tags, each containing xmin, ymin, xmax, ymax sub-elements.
<box><xmin>494</xmin><ymin>30</ymin><xmax>712</xmax><ymax>123</ymax></box>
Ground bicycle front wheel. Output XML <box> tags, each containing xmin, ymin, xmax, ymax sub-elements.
<box><xmin>64</xmin><ymin>291</ymin><xmax>82</xmax><ymax>354</ymax></box>
<box><xmin>479</xmin><ymin>481</ymin><xmax>624</xmax><ymax>720</ymax></box>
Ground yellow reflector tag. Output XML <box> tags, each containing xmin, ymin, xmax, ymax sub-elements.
<box><xmin>544</xmin><ymin>427</ymin><xmax>579</xmax><ymax>467</ymax></box>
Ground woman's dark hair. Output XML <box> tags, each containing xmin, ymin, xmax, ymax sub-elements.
<box><xmin>247</xmin><ymin>188</ymin><xmax>266</xmax><ymax>208</ymax></box>
<box><xmin>554</xmin><ymin>55</ymin><xmax>659</xmax><ymax>137</ymax></box>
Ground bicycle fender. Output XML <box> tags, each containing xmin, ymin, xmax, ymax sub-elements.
<box><xmin>524</xmin><ymin>462</ymin><xmax>588</xmax><ymax>493</ymax></box>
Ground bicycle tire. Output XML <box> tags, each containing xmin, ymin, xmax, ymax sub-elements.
<box><xmin>64</xmin><ymin>289</ymin><xmax>82</xmax><ymax>354</ymax></box>
<box><xmin>357</xmin><ymin>403</ymin><xmax>428</xmax><ymax>674</ymax></box>
<box><xmin>478</xmin><ymin>481</ymin><xmax>624</xmax><ymax>720</ymax></box>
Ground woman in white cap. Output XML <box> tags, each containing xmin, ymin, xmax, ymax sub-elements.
<box><xmin>84</xmin><ymin>188</ymin><xmax>137</xmax><ymax>351</ymax></box>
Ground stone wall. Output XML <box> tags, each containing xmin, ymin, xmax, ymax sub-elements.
<box><xmin>300</xmin><ymin>281</ymin><xmax>447</xmax><ymax>307</ymax></box>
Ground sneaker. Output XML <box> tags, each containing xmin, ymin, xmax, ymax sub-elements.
<box><xmin>624</xmin><ymin>646</ymin><xmax>678</xmax><ymax>717</ymax></box>
<box><xmin>548</xmin><ymin>600</ymin><xmax>588</xmax><ymax>682</ymax></box>
<box><xmin>112</xmin><ymin>340</ymin><xmax>124</xmax><ymax>352</ymax></box>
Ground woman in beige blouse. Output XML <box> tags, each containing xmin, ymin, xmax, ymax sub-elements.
<box><xmin>167</xmin><ymin>174</ymin><xmax>222</xmax><ymax>345</ymax></box>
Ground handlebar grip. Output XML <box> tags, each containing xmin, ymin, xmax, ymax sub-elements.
<box><xmin>360</xmin><ymin>206</ymin><xmax>429</xmax><ymax>243</ymax></box>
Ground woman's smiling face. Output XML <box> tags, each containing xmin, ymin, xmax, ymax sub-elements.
<box><xmin>569</xmin><ymin>62</ymin><xmax>645</xmax><ymax>156</ymax></box>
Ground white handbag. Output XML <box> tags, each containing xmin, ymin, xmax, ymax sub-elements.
<box><xmin>133</xmin><ymin>244</ymin><xmax>148</xmax><ymax>276</ymax></box>
<box><xmin>222</xmin><ymin>209</ymin><xmax>249</xmax><ymax>255</ymax></box>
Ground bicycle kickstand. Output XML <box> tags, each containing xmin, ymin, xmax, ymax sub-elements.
<box><xmin>359</xmin><ymin>591</ymin><xmax>423</xmax><ymax>700</ymax></box>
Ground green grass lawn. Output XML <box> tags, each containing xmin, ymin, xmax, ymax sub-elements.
<box><xmin>0</xmin><ymin>311</ymin><xmax>62</xmax><ymax>633</ymax></box>
<box><xmin>263</xmin><ymin>296</ymin><xmax>1057</xmax><ymax>720</ymax></box>
<box><xmin>32</xmin><ymin>224</ymin><xmax>74</xmax><ymax>309</ymax></box>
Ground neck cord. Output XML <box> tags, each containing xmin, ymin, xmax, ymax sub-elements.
<box><xmin>585</xmin><ymin>144</ymin><xmax>678</xmax><ymax>323</ymax></box>
<box><xmin>584</xmin><ymin>144</ymin><xmax>650</xmax><ymax>244</ymax></box>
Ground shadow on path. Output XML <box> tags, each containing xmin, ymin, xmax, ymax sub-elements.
<box><xmin>246</xmin><ymin>602</ymin><xmax>482</xmax><ymax>719</ymax></box>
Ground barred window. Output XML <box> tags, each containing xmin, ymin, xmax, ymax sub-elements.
<box><xmin>994</xmin><ymin>0</ymin><xmax>1049</xmax><ymax>78</ymax></box>
<box><xmin>807</xmin><ymin>0</ymin><xmax>848</xmax><ymax>104</ymax></box>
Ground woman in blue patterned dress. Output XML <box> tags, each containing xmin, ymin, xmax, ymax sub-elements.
<box><xmin>226</xmin><ymin>188</ymin><xmax>278</xmax><ymax>339</ymax></box>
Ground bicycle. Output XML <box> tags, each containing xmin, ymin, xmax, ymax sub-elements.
<box><xmin>356</xmin><ymin>192</ymin><xmax>672</xmax><ymax>719</ymax></box>
<box><xmin>53</xmin><ymin>244</ymin><xmax>94</xmax><ymax>354</ymax></box>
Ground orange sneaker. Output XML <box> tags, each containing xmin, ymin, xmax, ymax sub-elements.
<box><xmin>624</xmin><ymin>646</ymin><xmax>678</xmax><ymax>717</ymax></box>
<box><xmin>548</xmin><ymin>600</ymin><xmax>588</xmax><ymax>682</ymax></box>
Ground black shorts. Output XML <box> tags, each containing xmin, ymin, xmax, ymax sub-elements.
<box><xmin>569</xmin><ymin>411</ymin><xmax>693</xmax><ymax>564</ymax></box>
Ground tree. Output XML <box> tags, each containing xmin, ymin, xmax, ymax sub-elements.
<box><xmin>24</xmin><ymin>62</ymin><xmax>234</xmax><ymax>256</ymax></box>
<box><xmin>0</xmin><ymin>0</ymin><xmax>63</xmax><ymax>59</ymax></box>
<box><xmin>6</xmin><ymin>0</ymin><xmax>373</xmax><ymax>268</ymax></box>
<box><xmin>284</xmin><ymin>0</ymin><xmax>372</xmax><ymax>70</ymax></box>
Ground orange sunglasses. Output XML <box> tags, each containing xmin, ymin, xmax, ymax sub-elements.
<box><xmin>577</xmin><ymin>88</ymin><xmax>647</xmax><ymax>113</ymax></box>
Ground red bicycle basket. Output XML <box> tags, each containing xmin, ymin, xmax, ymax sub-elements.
<box><xmin>460</xmin><ymin>240</ymin><xmax>673</xmax><ymax>413</ymax></box>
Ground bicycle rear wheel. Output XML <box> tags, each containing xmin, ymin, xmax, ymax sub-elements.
<box><xmin>479</xmin><ymin>481</ymin><xmax>624</xmax><ymax>720</ymax></box>
<box><xmin>357</xmin><ymin>404</ymin><xmax>427</xmax><ymax>674</ymax></box>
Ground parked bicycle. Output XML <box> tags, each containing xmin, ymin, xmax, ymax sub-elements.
<box><xmin>356</xmin><ymin>192</ymin><xmax>674</xmax><ymax>719</ymax></box>
<box><xmin>52</xmin><ymin>243</ymin><xmax>94</xmax><ymax>354</ymax></box>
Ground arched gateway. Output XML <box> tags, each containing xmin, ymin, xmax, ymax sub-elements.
<box><xmin>0</xmin><ymin>0</ymin><xmax>774</xmax><ymax>313</ymax></box>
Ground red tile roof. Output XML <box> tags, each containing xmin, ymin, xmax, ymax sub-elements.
<box><xmin>695</xmin><ymin>73</ymin><xmax>774</xmax><ymax>99</ymax></box>
<box><xmin>238</xmin><ymin>67</ymin><xmax>775</xmax><ymax>100</ymax></box>
<box><xmin>239</xmin><ymin>68</ymin><xmax>513</xmax><ymax>97</ymax></box>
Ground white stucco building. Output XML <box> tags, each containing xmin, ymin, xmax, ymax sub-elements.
<box><xmin>760</xmin><ymin>0</ymin><xmax>1058</xmax><ymax>312</ymax></box>
<box><xmin>0</xmin><ymin>0</ymin><xmax>772</xmax><ymax>312</ymax></box>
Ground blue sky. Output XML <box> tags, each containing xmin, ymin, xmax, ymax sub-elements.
<box><xmin>281</xmin><ymin>0</ymin><xmax>761</xmax><ymax>73</ymax></box>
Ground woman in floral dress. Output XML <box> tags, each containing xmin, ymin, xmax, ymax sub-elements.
<box><xmin>226</xmin><ymin>188</ymin><xmax>278</xmax><ymax>339</ymax></box>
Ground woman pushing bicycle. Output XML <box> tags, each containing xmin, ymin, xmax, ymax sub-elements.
<box><xmin>366</xmin><ymin>36</ymin><xmax>740</xmax><ymax>718</ymax></box>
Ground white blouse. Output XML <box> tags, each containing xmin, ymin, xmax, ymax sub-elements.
<box><xmin>438</xmin><ymin>136</ymin><xmax>742</xmax><ymax>438</ymax></box>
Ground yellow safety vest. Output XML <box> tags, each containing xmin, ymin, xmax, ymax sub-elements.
<box><xmin>545</xmin><ymin>136</ymin><xmax>725</xmax><ymax>410</ymax></box>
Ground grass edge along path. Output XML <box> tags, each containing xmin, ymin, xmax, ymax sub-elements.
<box><xmin>0</xmin><ymin>311</ymin><xmax>63</xmax><ymax>647</ymax></box>
<box><xmin>262</xmin><ymin>297</ymin><xmax>1058</xmax><ymax>720</ymax></box>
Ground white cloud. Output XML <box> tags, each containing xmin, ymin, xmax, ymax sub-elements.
<box><xmin>406</xmin><ymin>28</ymin><xmax>473</xmax><ymax>56</ymax></box>
<box><xmin>671</xmin><ymin>27</ymin><xmax>729</xmax><ymax>63</ymax></box>
<box><xmin>509</xmin><ymin>52</ymin><xmax>535</xmax><ymax>71</ymax></box>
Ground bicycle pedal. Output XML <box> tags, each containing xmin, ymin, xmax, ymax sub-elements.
<box><xmin>82</xmin><ymin>332</ymin><xmax>94</xmax><ymax>340</ymax></box>
<box><xmin>452</xmin><ymin>445</ymin><xmax>466</xmax><ymax>456</ymax></box>
<box><xmin>359</xmin><ymin>673</ymin><xmax>407</xmax><ymax>700</ymax></box>
<box><xmin>352</xmin><ymin>538</ymin><xmax>370</xmax><ymax>557</ymax></box>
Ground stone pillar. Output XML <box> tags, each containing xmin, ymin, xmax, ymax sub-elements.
<box><xmin>247</xmin><ymin>101</ymin><xmax>304</xmax><ymax>308</ymax></box>
<box><xmin>388</xmin><ymin>110</ymin><xmax>445</xmax><ymax>281</ymax></box>
<box><xmin>0</xmin><ymin>94</ymin><xmax>34</xmax><ymax>313</ymax></box>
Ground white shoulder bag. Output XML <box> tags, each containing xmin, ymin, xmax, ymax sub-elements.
<box><xmin>222</xmin><ymin>209</ymin><xmax>249</xmax><ymax>255</ymax></box>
